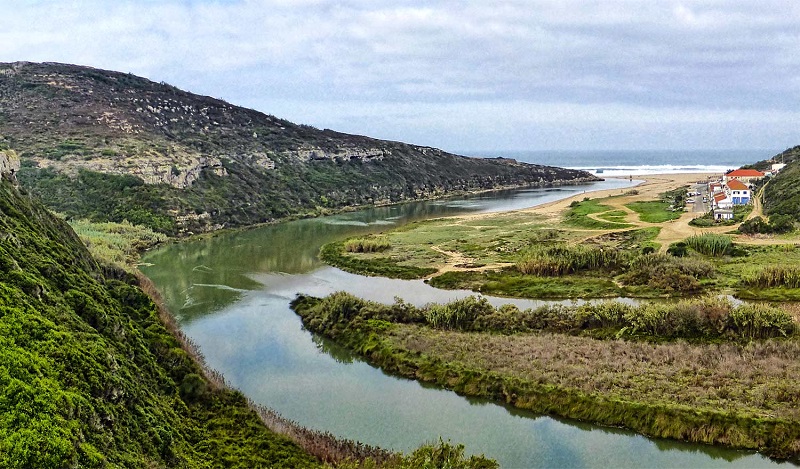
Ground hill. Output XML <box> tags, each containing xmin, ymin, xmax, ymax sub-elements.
<box><xmin>0</xmin><ymin>61</ymin><xmax>597</xmax><ymax>234</ymax></box>
<box><xmin>751</xmin><ymin>146</ymin><xmax>800</xmax><ymax>220</ymax></box>
<box><xmin>0</xmin><ymin>173</ymin><xmax>325</xmax><ymax>466</ymax></box>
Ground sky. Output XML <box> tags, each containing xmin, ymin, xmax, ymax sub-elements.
<box><xmin>1</xmin><ymin>0</ymin><xmax>798</xmax><ymax>153</ymax></box>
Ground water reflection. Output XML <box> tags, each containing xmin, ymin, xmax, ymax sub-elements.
<box><xmin>140</xmin><ymin>180</ymin><xmax>779</xmax><ymax>468</ymax></box>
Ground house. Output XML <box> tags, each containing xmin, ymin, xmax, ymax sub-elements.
<box><xmin>772</xmin><ymin>163</ymin><xmax>786</xmax><ymax>172</ymax></box>
<box><xmin>725</xmin><ymin>179</ymin><xmax>750</xmax><ymax>205</ymax></box>
<box><xmin>723</xmin><ymin>168</ymin><xmax>764</xmax><ymax>185</ymax></box>
<box><xmin>713</xmin><ymin>192</ymin><xmax>731</xmax><ymax>209</ymax></box>
<box><xmin>713</xmin><ymin>208</ymin><xmax>734</xmax><ymax>221</ymax></box>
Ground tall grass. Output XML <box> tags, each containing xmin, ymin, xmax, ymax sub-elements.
<box><xmin>517</xmin><ymin>244</ymin><xmax>629</xmax><ymax>276</ymax></box>
<box><xmin>685</xmin><ymin>234</ymin><xmax>733</xmax><ymax>257</ymax></box>
<box><xmin>344</xmin><ymin>237</ymin><xmax>391</xmax><ymax>253</ymax></box>
<box><xmin>745</xmin><ymin>266</ymin><xmax>800</xmax><ymax>289</ymax></box>
<box><xmin>69</xmin><ymin>218</ymin><xmax>167</xmax><ymax>268</ymax></box>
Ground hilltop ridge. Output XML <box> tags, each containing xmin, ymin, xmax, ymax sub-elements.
<box><xmin>0</xmin><ymin>61</ymin><xmax>597</xmax><ymax>234</ymax></box>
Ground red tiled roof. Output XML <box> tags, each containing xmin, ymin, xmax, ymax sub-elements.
<box><xmin>714</xmin><ymin>193</ymin><xmax>727</xmax><ymax>203</ymax></box>
<box><xmin>726</xmin><ymin>180</ymin><xmax>748</xmax><ymax>191</ymax></box>
<box><xmin>726</xmin><ymin>169</ymin><xmax>764</xmax><ymax>177</ymax></box>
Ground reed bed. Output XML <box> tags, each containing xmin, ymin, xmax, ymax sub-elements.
<box><xmin>745</xmin><ymin>265</ymin><xmax>800</xmax><ymax>289</ymax></box>
<box><xmin>344</xmin><ymin>237</ymin><xmax>391</xmax><ymax>253</ymax></box>
<box><xmin>686</xmin><ymin>233</ymin><xmax>733</xmax><ymax>257</ymax></box>
<box><xmin>516</xmin><ymin>244</ymin><xmax>629</xmax><ymax>276</ymax></box>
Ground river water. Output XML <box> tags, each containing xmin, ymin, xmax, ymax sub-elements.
<box><xmin>140</xmin><ymin>179</ymin><xmax>780</xmax><ymax>468</ymax></box>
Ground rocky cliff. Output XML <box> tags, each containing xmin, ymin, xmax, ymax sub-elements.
<box><xmin>0</xmin><ymin>62</ymin><xmax>598</xmax><ymax>234</ymax></box>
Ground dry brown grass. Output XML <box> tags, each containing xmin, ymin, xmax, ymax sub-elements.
<box><xmin>392</xmin><ymin>325</ymin><xmax>800</xmax><ymax>420</ymax></box>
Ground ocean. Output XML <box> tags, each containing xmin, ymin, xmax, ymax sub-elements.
<box><xmin>464</xmin><ymin>149</ymin><xmax>781</xmax><ymax>177</ymax></box>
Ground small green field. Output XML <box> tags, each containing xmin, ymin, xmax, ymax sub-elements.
<box><xmin>625</xmin><ymin>200</ymin><xmax>683</xmax><ymax>223</ymax></box>
<box><xmin>562</xmin><ymin>199</ymin><xmax>633</xmax><ymax>229</ymax></box>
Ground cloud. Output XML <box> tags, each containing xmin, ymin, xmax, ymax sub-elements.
<box><xmin>1</xmin><ymin>0</ymin><xmax>798</xmax><ymax>150</ymax></box>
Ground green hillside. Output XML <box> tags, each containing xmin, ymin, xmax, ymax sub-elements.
<box><xmin>0</xmin><ymin>178</ymin><xmax>320</xmax><ymax>467</ymax></box>
<box><xmin>761</xmin><ymin>146</ymin><xmax>800</xmax><ymax>220</ymax></box>
<box><xmin>0</xmin><ymin>62</ymin><xmax>597</xmax><ymax>235</ymax></box>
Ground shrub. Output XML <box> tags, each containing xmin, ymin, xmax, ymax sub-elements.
<box><xmin>739</xmin><ymin>216</ymin><xmax>770</xmax><ymax>234</ymax></box>
<box><xmin>620</xmin><ymin>253</ymin><xmax>714</xmax><ymax>293</ymax></box>
<box><xmin>667</xmin><ymin>241</ymin><xmax>688</xmax><ymax>257</ymax></box>
<box><xmin>344</xmin><ymin>237</ymin><xmax>391</xmax><ymax>253</ymax></box>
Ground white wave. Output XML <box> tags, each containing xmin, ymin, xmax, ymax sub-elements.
<box><xmin>570</xmin><ymin>164</ymin><xmax>735</xmax><ymax>177</ymax></box>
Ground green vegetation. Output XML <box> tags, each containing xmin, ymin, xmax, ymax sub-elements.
<box><xmin>745</xmin><ymin>266</ymin><xmax>800</xmax><ymax>289</ymax></box>
<box><xmin>690</xmin><ymin>205</ymin><xmax>751</xmax><ymax>227</ymax></box>
<box><xmin>3</xmin><ymin>61</ymin><xmax>595</xmax><ymax>236</ymax></box>
<box><xmin>763</xmin><ymin>146</ymin><xmax>800</xmax><ymax>222</ymax></box>
<box><xmin>292</xmin><ymin>292</ymin><xmax>800</xmax><ymax>459</ymax></box>
<box><xmin>68</xmin><ymin>218</ymin><xmax>168</xmax><ymax>269</ymax></box>
<box><xmin>19</xmin><ymin>168</ymin><xmax>177</xmax><ymax>233</ymax></box>
<box><xmin>0</xmin><ymin>180</ymin><xmax>320</xmax><ymax>467</ymax></box>
<box><xmin>738</xmin><ymin>215</ymin><xmax>795</xmax><ymax>235</ymax></box>
<box><xmin>685</xmin><ymin>234</ymin><xmax>733</xmax><ymax>257</ymax></box>
<box><xmin>338</xmin><ymin>439</ymin><xmax>497</xmax><ymax>469</ymax></box>
<box><xmin>516</xmin><ymin>244</ymin><xmax>628</xmax><ymax>276</ymax></box>
<box><xmin>321</xmin><ymin>241</ymin><xmax>438</xmax><ymax>280</ymax></box>
<box><xmin>625</xmin><ymin>187</ymin><xmax>687</xmax><ymax>223</ymax></box>
<box><xmin>344</xmin><ymin>236</ymin><xmax>391</xmax><ymax>253</ymax></box>
<box><xmin>625</xmin><ymin>201</ymin><xmax>682</xmax><ymax>223</ymax></box>
<box><xmin>619</xmin><ymin>253</ymin><xmax>714</xmax><ymax>294</ymax></box>
<box><xmin>563</xmin><ymin>199</ymin><xmax>632</xmax><ymax>229</ymax></box>
<box><xmin>429</xmin><ymin>269</ymin><xmax>623</xmax><ymax>298</ymax></box>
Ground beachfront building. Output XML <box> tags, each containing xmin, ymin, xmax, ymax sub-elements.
<box><xmin>723</xmin><ymin>168</ymin><xmax>764</xmax><ymax>185</ymax></box>
<box><xmin>726</xmin><ymin>179</ymin><xmax>750</xmax><ymax>205</ymax></box>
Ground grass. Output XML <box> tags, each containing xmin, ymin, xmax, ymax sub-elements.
<box><xmin>686</xmin><ymin>234</ymin><xmax>733</xmax><ymax>257</ymax></box>
<box><xmin>343</xmin><ymin>236</ymin><xmax>391</xmax><ymax>253</ymax></box>
<box><xmin>516</xmin><ymin>243</ymin><xmax>629</xmax><ymax>276</ymax></box>
<box><xmin>321</xmin><ymin>241</ymin><xmax>437</xmax><ymax>279</ymax></box>
<box><xmin>428</xmin><ymin>270</ymin><xmax>624</xmax><ymax>299</ymax></box>
<box><xmin>68</xmin><ymin>218</ymin><xmax>168</xmax><ymax>269</ymax></box>
<box><xmin>625</xmin><ymin>201</ymin><xmax>683</xmax><ymax>223</ymax></box>
<box><xmin>562</xmin><ymin>200</ymin><xmax>633</xmax><ymax>229</ymax></box>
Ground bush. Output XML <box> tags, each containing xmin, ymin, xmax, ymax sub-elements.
<box><xmin>667</xmin><ymin>242</ymin><xmax>688</xmax><ymax>257</ymax></box>
<box><xmin>620</xmin><ymin>253</ymin><xmax>714</xmax><ymax>293</ymax></box>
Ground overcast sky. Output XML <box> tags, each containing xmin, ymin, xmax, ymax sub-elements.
<box><xmin>1</xmin><ymin>1</ymin><xmax>798</xmax><ymax>152</ymax></box>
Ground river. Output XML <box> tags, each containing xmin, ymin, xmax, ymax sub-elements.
<box><xmin>140</xmin><ymin>179</ymin><xmax>780</xmax><ymax>468</ymax></box>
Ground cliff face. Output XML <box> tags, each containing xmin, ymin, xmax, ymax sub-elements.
<box><xmin>0</xmin><ymin>62</ymin><xmax>598</xmax><ymax>234</ymax></box>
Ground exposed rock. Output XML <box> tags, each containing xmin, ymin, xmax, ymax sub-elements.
<box><xmin>0</xmin><ymin>149</ymin><xmax>20</xmax><ymax>180</ymax></box>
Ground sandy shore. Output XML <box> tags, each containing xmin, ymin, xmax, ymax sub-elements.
<box><xmin>528</xmin><ymin>172</ymin><xmax>716</xmax><ymax>217</ymax></box>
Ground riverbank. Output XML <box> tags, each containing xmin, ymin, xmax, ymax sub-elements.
<box><xmin>321</xmin><ymin>172</ymin><xmax>800</xmax><ymax>300</ymax></box>
<box><xmin>292</xmin><ymin>292</ymin><xmax>800</xmax><ymax>461</ymax></box>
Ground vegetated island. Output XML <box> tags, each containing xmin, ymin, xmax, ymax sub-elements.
<box><xmin>0</xmin><ymin>61</ymin><xmax>597</xmax><ymax>236</ymax></box>
<box><xmin>307</xmin><ymin>162</ymin><xmax>800</xmax><ymax>460</ymax></box>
